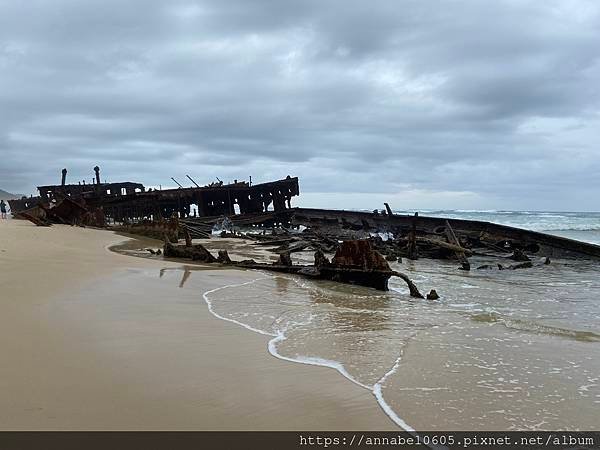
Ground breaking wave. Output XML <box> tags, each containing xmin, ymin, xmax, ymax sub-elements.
<box><xmin>545</xmin><ymin>227</ymin><xmax>600</xmax><ymax>232</ymax></box>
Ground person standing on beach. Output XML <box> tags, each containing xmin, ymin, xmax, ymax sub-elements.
<box><xmin>0</xmin><ymin>200</ymin><xmax>7</xmax><ymax>219</ymax></box>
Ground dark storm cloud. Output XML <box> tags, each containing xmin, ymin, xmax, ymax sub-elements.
<box><xmin>1</xmin><ymin>0</ymin><xmax>599</xmax><ymax>209</ymax></box>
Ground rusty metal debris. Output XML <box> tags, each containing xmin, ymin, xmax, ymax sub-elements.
<box><xmin>426</xmin><ymin>289</ymin><xmax>440</xmax><ymax>300</ymax></box>
<box><xmin>9</xmin><ymin>165</ymin><xmax>600</xmax><ymax>296</ymax></box>
<box><xmin>161</xmin><ymin>235</ymin><xmax>424</xmax><ymax>294</ymax></box>
<box><xmin>287</xmin><ymin>207</ymin><xmax>600</xmax><ymax>260</ymax></box>
<box><xmin>10</xmin><ymin>166</ymin><xmax>298</xmax><ymax>226</ymax></box>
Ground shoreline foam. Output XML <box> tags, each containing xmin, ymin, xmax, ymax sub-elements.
<box><xmin>201</xmin><ymin>274</ymin><xmax>415</xmax><ymax>431</ymax></box>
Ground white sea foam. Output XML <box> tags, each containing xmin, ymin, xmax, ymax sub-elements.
<box><xmin>373</xmin><ymin>354</ymin><xmax>416</xmax><ymax>432</ymax></box>
<box><xmin>201</xmin><ymin>276</ymin><xmax>417</xmax><ymax>433</ymax></box>
<box><xmin>370</xmin><ymin>231</ymin><xmax>394</xmax><ymax>241</ymax></box>
<box><xmin>202</xmin><ymin>277</ymin><xmax>276</xmax><ymax>337</ymax></box>
<box><xmin>268</xmin><ymin>332</ymin><xmax>372</xmax><ymax>391</ymax></box>
<box><xmin>454</xmin><ymin>209</ymin><xmax>499</xmax><ymax>213</ymax></box>
<box><xmin>449</xmin><ymin>303</ymin><xmax>479</xmax><ymax>308</ymax></box>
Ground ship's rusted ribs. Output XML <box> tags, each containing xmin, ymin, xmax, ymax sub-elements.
<box><xmin>182</xmin><ymin>226</ymin><xmax>193</xmax><ymax>247</ymax></box>
<box><xmin>278</xmin><ymin>240</ymin><xmax>312</xmax><ymax>253</ymax></box>
<box><xmin>275</xmin><ymin>251</ymin><xmax>293</xmax><ymax>266</ymax></box>
<box><xmin>288</xmin><ymin>207</ymin><xmax>600</xmax><ymax>260</ymax></box>
<box><xmin>407</xmin><ymin>214</ymin><xmax>418</xmax><ymax>260</ymax></box>
<box><xmin>161</xmin><ymin>238</ymin><xmax>425</xmax><ymax>293</ymax></box>
<box><xmin>163</xmin><ymin>234</ymin><xmax>216</xmax><ymax>262</ymax></box>
<box><xmin>416</xmin><ymin>236</ymin><xmax>474</xmax><ymax>256</ymax></box>
<box><xmin>114</xmin><ymin>217</ymin><xmax>179</xmax><ymax>242</ymax></box>
<box><xmin>444</xmin><ymin>220</ymin><xmax>470</xmax><ymax>270</ymax></box>
<box><xmin>217</xmin><ymin>250</ymin><xmax>233</xmax><ymax>264</ymax></box>
<box><xmin>181</xmin><ymin>223</ymin><xmax>212</xmax><ymax>239</ymax></box>
<box><xmin>14</xmin><ymin>211</ymin><xmax>51</xmax><ymax>226</ymax></box>
<box><xmin>239</xmin><ymin>240</ymin><xmax>412</xmax><ymax>291</ymax></box>
<box><xmin>384</xmin><ymin>203</ymin><xmax>393</xmax><ymax>216</ymax></box>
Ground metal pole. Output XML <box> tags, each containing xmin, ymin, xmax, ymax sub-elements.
<box><xmin>186</xmin><ymin>175</ymin><xmax>200</xmax><ymax>188</ymax></box>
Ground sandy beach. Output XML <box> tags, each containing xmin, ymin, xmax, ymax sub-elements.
<box><xmin>0</xmin><ymin>219</ymin><xmax>395</xmax><ymax>430</ymax></box>
<box><xmin>3</xmin><ymin>218</ymin><xmax>599</xmax><ymax>432</ymax></box>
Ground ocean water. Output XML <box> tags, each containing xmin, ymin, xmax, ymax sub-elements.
<box><xmin>120</xmin><ymin>210</ymin><xmax>600</xmax><ymax>430</ymax></box>
<box><xmin>202</xmin><ymin>260</ymin><xmax>600</xmax><ymax>431</ymax></box>
<box><xmin>391</xmin><ymin>209</ymin><xmax>600</xmax><ymax>245</ymax></box>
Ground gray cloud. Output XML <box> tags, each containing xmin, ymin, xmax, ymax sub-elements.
<box><xmin>1</xmin><ymin>0</ymin><xmax>599</xmax><ymax>210</ymax></box>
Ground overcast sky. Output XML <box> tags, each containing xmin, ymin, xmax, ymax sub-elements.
<box><xmin>1</xmin><ymin>0</ymin><xmax>599</xmax><ymax>211</ymax></box>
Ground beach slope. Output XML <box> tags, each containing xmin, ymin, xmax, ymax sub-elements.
<box><xmin>0</xmin><ymin>219</ymin><xmax>394</xmax><ymax>430</ymax></box>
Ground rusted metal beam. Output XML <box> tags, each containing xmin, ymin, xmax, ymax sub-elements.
<box><xmin>186</xmin><ymin>175</ymin><xmax>200</xmax><ymax>188</ymax></box>
<box><xmin>289</xmin><ymin>208</ymin><xmax>600</xmax><ymax>260</ymax></box>
<box><xmin>445</xmin><ymin>220</ymin><xmax>470</xmax><ymax>270</ymax></box>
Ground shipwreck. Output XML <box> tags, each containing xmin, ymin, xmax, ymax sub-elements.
<box><xmin>9</xmin><ymin>166</ymin><xmax>600</xmax><ymax>293</ymax></box>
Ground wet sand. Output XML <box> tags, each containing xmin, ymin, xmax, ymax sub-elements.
<box><xmin>0</xmin><ymin>219</ymin><xmax>395</xmax><ymax>430</ymax></box>
<box><xmin>168</xmin><ymin>235</ymin><xmax>600</xmax><ymax>431</ymax></box>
